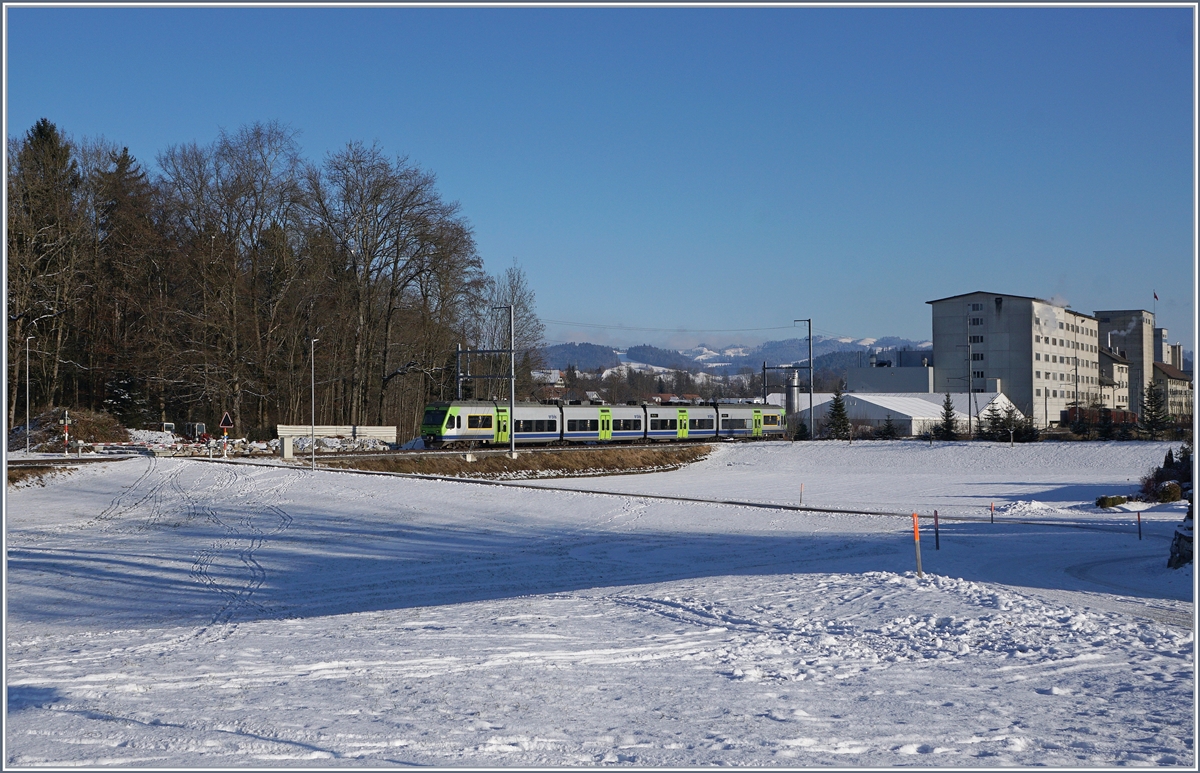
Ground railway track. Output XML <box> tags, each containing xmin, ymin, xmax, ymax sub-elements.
<box><xmin>313</xmin><ymin>436</ymin><xmax>761</xmax><ymax>461</ymax></box>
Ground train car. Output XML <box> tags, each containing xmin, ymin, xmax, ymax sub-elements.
<box><xmin>646</xmin><ymin>405</ymin><xmax>688</xmax><ymax>441</ymax></box>
<box><xmin>511</xmin><ymin>403</ymin><xmax>561</xmax><ymax>444</ymax></box>
<box><xmin>421</xmin><ymin>400</ymin><xmax>509</xmax><ymax>447</ymax></box>
<box><xmin>684</xmin><ymin>404</ymin><xmax>719</xmax><ymax>440</ymax></box>
<box><xmin>608</xmin><ymin>403</ymin><xmax>647</xmax><ymax>442</ymax></box>
<box><xmin>420</xmin><ymin>399</ymin><xmax>785</xmax><ymax>448</ymax></box>
<box><xmin>561</xmin><ymin>402</ymin><xmax>603</xmax><ymax>443</ymax></box>
<box><xmin>715</xmin><ymin>404</ymin><xmax>786</xmax><ymax>439</ymax></box>
<box><xmin>760</xmin><ymin>405</ymin><xmax>786</xmax><ymax>438</ymax></box>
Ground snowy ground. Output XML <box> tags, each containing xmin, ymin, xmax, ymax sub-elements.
<box><xmin>4</xmin><ymin>440</ymin><xmax>1194</xmax><ymax>767</ymax></box>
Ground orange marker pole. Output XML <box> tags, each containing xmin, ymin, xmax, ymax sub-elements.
<box><xmin>912</xmin><ymin>512</ymin><xmax>924</xmax><ymax>579</ymax></box>
<box><xmin>990</xmin><ymin>501</ymin><xmax>994</xmax><ymax>524</ymax></box>
<box><xmin>800</xmin><ymin>482</ymin><xmax>804</xmax><ymax>505</ymax></box>
<box><xmin>1137</xmin><ymin>511</ymin><xmax>1143</xmax><ymax>541</ymax></box>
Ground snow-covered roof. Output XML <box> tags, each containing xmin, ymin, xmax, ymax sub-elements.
<box><xmin>795</xmin><ymin>392</ymin><xmax>1023</xmax><ymax>421</ymax></box>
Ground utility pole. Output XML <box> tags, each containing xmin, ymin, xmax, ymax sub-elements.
<box><xmin>795</xmin><ymin>319</ymin><xmax>813</xmax><ymax>439</ymax></box>
<box><xmin>25</xmin><ymin>336</ymin><xmax>33</xmax><ymax>454</ymax></box>
<box><xmin>965</xmin><ymin>307</ymin><xmax>972</xmax><ymax>438</ymax></box>
<box><xmin>509</xmin><ymin>304</ymin><xmax>516</xmax><ymax>459</ymax></box>
<box><xmin>486</xmin><ymin>304</ymin><xmax>517</xmax><ymax>458</ymax></box>
<box><xmin>311</xmin><ymin>338</ymin><xmax>319</xmax><ymax>471</ymax></box>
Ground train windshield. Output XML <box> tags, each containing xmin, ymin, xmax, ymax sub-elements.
<box><xmin>422</xmin><ymin>409</ymin><xmax>447</xmax><ymax>428</ymax></box>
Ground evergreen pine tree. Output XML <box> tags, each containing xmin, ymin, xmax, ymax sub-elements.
<box><xmin>1140</xmin><ymin>382</ymin><xmax>1170</xmax><ymax>440</ymax></box>
<box><xmin>876</xmin><ymin>414</ymin><xmax>898</xmax><ymax>440</ymax></box>
<box><xmin>1097</xmin><ymin>408</ymin><xmax>1115</xmax><ymax>440</ymax></box>
<box><xmin>980</xmin><ymin>405</ymin><xmax>1003</xmax><ymax>441</ymax></box>
<box><xmin>826</xmin><ymin>384</ymin><xmax>851</xmax><ymax>440</ymax></box>
<box><xmin>1014</xmin><ymin>416</ymin><xmax>1040</xmax><ymax>443</ymax></box>
<box><xmin>934</xmin><ymin>393</ymin><xmax>958</xmax><ymax>441</ymax></box>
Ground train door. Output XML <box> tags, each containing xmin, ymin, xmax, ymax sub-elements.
<box><xmin>599</xmin><ymin>408</ymin><xmax>612</xmax><ymax>441</ymax></box>
<box><xmin>677</xmin><ymin>408</ymin><xmax>689</xmax><ymax>439</ymax></box>
<box><xmin>495</xmin><ymin>407</ymin><xmax>509</xmax><ymax>444</ymax></box>
<box><xmin>752</xmin><ymin>409</ymin><xmax>763</xmax><ymax>437</ymax></box>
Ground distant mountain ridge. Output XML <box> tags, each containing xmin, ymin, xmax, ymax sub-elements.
<box><xmin>542</xmin><ymin>335</ymin><xmax>931</xmax><ymax>374</ymax></box>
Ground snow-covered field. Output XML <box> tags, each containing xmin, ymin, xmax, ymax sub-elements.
<box><xmin>5</xmin><ymin>440</ymin><xmax>1194</xmax><ymax>767</ymax></box>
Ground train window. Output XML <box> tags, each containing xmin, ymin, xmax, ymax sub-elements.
<box><xmin>567</xmin><ymin>420</ymin><xmax>578</xmax><ymax>432</ymax></box>
<box><xmin>763</xmin><ymin>415</ymin><xmax>779</xmax><ymax>426</ymax></box>
<box><xmin>588</xmin><ymin>420</ymin><xmax>599</xmax><ymax>431</ymax></box>
<box><xmin>534</xmin><ymin>420</ymin><xmax>546</xmax><ymax>432</ymax></box>
<box><xmin>721</xmin><ymin>419</ymin><xmax>748</xmax><ymax>430</ymax></box>
<box><xmin>667</xmin><ymin>419</ymin><xmax>677</xmax><ymax>430</ymax></box>
<box><xmin>650</xmin><ymin>419</ymin><xmax>660</xmax><ymax>431</ymax></box>
<box><xmin>467</xmin><ymin>415</ymin><xmax>493</xmax><ymax>429</ymax></box>
<box><xmin>548</xmin><ymin>420</ymin><xmax>556</xmax><ymax>432</ymax></box>
<box><xmin>633</xmin><ymin>419</ymin><xmax>641</xmax><ymax>430</ymax></box>
<box><xmin>423</xmin><ymin>409</ymin><xmax>447</xmax><ymax>427</ymax></box>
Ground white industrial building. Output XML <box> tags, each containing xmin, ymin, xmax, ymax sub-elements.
<box><xmin>794</xmin><ymin>392</ymin><xmax>1024</xmax><ymax>438</ymax></box>
<box><xmin>929</xmin><ymin>292</ymin><xmax>1104</xmax><ymax>428</ymax></box>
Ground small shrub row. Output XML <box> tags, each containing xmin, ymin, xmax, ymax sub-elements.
<box><xmin>1095</xmin><ymin>495</ymin><xmax>1128</xmax><ymax>509</ymax></box>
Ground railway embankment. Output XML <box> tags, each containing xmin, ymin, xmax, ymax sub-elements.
<box><xmin>325</xmin><ymin>444</ymin><xmax>712</xmax><ymax>479</ymax></box>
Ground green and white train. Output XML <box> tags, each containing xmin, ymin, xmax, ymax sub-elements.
<box><xmin>420</xmin><ymin>400</ymin><xmax>786</xmax><ymax>447</ymax></box>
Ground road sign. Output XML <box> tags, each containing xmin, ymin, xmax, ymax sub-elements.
<box><xmin>219</xmin><ymin>412</ymin><xmax>234</xmax><ymax>429</ymax></box>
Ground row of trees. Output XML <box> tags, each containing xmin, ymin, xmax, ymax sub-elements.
<box><xmin>8</xmin><ymin>119</ymin><xmax>543</xmax><ymax>440</ymax></box>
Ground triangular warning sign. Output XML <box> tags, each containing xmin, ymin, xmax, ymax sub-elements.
<box><xmin>219</xmin><ymin>412</ymin><xmax>234</xmax><ymax>429</ymax></box>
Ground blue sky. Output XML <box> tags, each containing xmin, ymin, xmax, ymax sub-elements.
<box><xmin>6</xmin><ymin>5</ymin><xmax>1195</xmax><ymax>351</ymax></box>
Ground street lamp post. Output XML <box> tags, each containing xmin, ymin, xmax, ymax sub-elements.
<box><xmin>311</xmin><ymin>338</ymin><xmax>319</xmax><ymax>471</ymax></box>
<box><xmin>26</xmin><ymin>336</ymin><xmax>34</xmax><ymax>454</ymax></box>
<box><xmin>794</xmin><ymin>319</ymin><xmax>813</xmax><ymax>439</ymax></box>
<box><xmin>489</xmin><ymin>305</ymin><xmax>517</xmax><ymax>458</ymax></box>
<box><xmin>509</xmin><ymin>305</ymin><xmax>515</xmax><ymax>459</ymax></box>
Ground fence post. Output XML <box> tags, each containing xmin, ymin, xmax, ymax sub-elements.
<box><xmin>934</xmin><ymin>509</ymin><xmax>940</xmax><ymax>550</ymax></box>
<box><xmin>990</xmin><ymin>501</ymin><xmax>994</xmax><ymax>524</ymax></box>
<box><xmin>800</xmin><ymin>482</ymin><xmax>804</xmax><ymax>505</ymax></box>
<box><xmin>1137</xmin><ymin>511</ymin><xmax>1143</xmax><ymax>540</ymax></box>
<box><xmin>912</xmin><ymin>512</ymin><xmax>924</xmax><ymax>579</ymax></box>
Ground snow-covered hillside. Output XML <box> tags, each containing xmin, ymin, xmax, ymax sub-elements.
<box><xmin>5</xmin><ymin>441</ymin><xmax>1193</xmax><ymax>766</ymax></box>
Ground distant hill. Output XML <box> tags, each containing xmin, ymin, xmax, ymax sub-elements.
<box><xmin>542</xmin><ymin>334</ymin><xmax>932</xmax><ymax>381</ymax></box>
<box><xmin>703</xmin><ymin>336</ymin><xmax>931</xmax><ymax>375</ymax></box>
<box><xmin>626</xmin><ymin>344</ymin><xmax>702</xmax><ymax>372</ymax></box>
<box><xmin>542</xmin><ymin>342</ymin><xmax>620</xmax><ymax>372</ymax></box>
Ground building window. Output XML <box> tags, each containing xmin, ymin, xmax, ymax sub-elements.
<box><xmin>1036</xmin><ymin>353</ymin><xmax>1041</xmax><ymax>361</ymax></box>
<box><xmin>973</xmin><ymin>370</ymin><xmax>984</xmax><ymax>379</ymax></box>
<box><xmin>1036</xmin><ymin>389</ymin><xmax>1041</xmax><ymax>396</ymax></box>
<box><xmin>969</xmin><ymin>335</ymin><xmax>983</xmax><ymax>343</ymax></box>
<box><xmin>970</xmin><ymin>303</ymin><xmax>983</xmax><ymax>311</ymax></box>
<box><xmin>971</xmin><ymin>353</ymin><xmax>984</xmax><ymax>361</ymax></box>
<box><xmin>1036</xmin><ymin>371</ymin><xmax>1041</xmax><ymax>378</ymax></box>
<box><xmin>970</xmin><ymin>318</ymin><xmax>983</xmax><ymax>326</ymax></box>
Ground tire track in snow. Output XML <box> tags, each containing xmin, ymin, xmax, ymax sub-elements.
<box><xmin>194</xmin><ymin>464</ymin><xmax>295</xmax><ymax>639</ymax></box>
